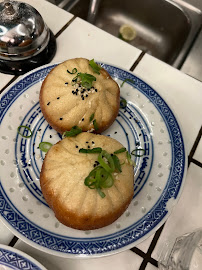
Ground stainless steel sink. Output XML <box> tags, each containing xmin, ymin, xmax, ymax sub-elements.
<box><xmin>58</xmin><ymin>0</ymin><xmax>202</xmax><ymax>68</ymax></box>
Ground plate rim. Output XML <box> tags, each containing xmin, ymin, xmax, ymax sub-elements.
<box><xmin>0</xmin><ymin>61</ymin><xmax>187</xmax><ymax>258</ymax></box>
<box><xmin>0</xmin><ymin>243</ymin><xmax>47</xmax><ymax>269</ymax></box>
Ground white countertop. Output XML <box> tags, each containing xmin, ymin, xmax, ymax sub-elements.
<box><xmin>0</xmin><ymin>1</ymin><xmax>201</xmax><ymax>269</ymax></box>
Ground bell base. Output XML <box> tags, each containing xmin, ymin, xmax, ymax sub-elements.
<box><xmin>0</xmin><ymin>30</ymin><xmax>56</xmax><ymax>76</ymax></box>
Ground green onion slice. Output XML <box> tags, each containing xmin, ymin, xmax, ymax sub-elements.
<box><xmin>114</xmin><ymin>147</ymin><xmax>126</xmax><ymax>154</ymax></box>
<box><xmin>98</xmin><ymin>150</ymin><xmax>115</xmax><ymax>173</ymax></box>
<box><xmin>62</xmin><ymin>126</ymin><xmax>82</xmax><ymax>138</ymax></box>
<box><xmin>120</xmin><ymin>98</ymin><xmax>127</xmax><ymax>109</ymax></box>
<box><xmin>77</xmin><ymin>73</ymin><xmax>96</xmax><ymax>89</ymax></box>
<box><xmin>39</xmin><ymin>142</ymin><xmax>53</xmax><ymax>153</ymax></box>
<box><xmin>121</xmin><ymin>78</ymin><xmax>134</xmax><ymax>87</ymax></box>
<box><xmin>93</xmin><ymin>119</ymin><xmax>99</xmax><ymax>131</ymax></box>
<box><xmin>89</xmin><ymin>113</ymin><xmax>95</xmax><ymax>122</ymax></box>
<box><xmin>17</xmin><ymin>125</ymin><xmax>32</xmax><ymax>138</ymax></box>
<box><xmin>101</xmin><ymin>173</ymin><xmax>114</xmax><ymax>188</ymax></box>
<box><xmin>67</xmin><ymin>68</ymin><xmax>77</xmax><ymax>74</ymax></box>
<box><xmin>112</xmin><ymin>155</ymin><xmax>122</xmax><ymax>173</ymax></box>
<box><xmin>131</xmin><ymin>148</ymin><xmax>145</xmax><ymax>157</ymax></box>
<box><xmin>126</xmin><ymin>151</ymin><xmax>136</xmax><ymax>166</ymax></box>
<box><xmin>79</xmin><ymin>147</ymin><xmax>102</xmax><ymax>154</ymax></box>
<box><xmin>97</xmin><ymin>188</ymin><xmax>106</xmax><ymax>198</ymax></box>
<box><xmin>89</xmin><ymin>59</ymin><xmax>101</xmax><ymax>74</ymax></box>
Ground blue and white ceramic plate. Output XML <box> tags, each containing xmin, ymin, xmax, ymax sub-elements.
<box><xmin>0</xmin><ymin>63</ymin><xmax>186</xmax><ymax>258</ymax></box>
<box><xmin>0</xmin><ymin>244</ymin><xmax>46</xmax><ymax>269</ymax></box>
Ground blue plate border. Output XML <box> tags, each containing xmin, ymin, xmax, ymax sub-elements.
<box><xmin>0</xmin><ymin>63</ymin><xmax>186</xmax><ymax>256</ymax></box>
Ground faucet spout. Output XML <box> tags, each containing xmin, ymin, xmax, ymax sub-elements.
<box><xmin>87</xmin><ymin>0</ymin><xmax>101</xmax><ymax>24</ymax></box>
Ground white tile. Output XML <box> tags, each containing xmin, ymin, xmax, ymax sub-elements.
<box><xmin>14</xmin><ymin>240</ymin><xmax>143</xmax><ymax>270</ymax></box>
<box><xmin>152</xmin><ymin>163</ymin><xmax>202</xmax><ymax>260</ymax></box>
<box><xmin>145</xmin><ymin>263</ymin><xmax>158</xmax><ymax>270</ymax></box>
<box><xmin>0</xmin><ymin>220</ymin><xmax>15</xmax><ymax>245</ymax></box>
<box><xmin>15</xmin><ymin>0</ymin><xmax>74</xmax><ymax>34</ymax></box>
<box><xmin>136</xmin><ymin>234</ymin><xmax>154</xmax><ymax>253</ymax></box>
<box><xmin>193</xmin><ymin>138</ymin><xmax>202</xmax><ymax>163</ymax></box>
<box><xmin>53</xmin><ymin>17</ymin><xmax>142</xmax><ymax>69</ymax></box>
<box><xmin>0</xmin><ymin>75</ymin><xmax>14</xmax><ymax>91</ymax></box>
<box><xmin>134</xmin><ymin>54</ymin><xmax>202</xmax><ymax>154</ymax></box>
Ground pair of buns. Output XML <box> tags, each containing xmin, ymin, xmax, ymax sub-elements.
<box><xmin>39</xmin><ymin>58</ymin><xmax>134</xmax><ymax>230</ymax></box>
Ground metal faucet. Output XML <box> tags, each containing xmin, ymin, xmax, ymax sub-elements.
<box><xmin>87</xmin><ymin>0</ymin><xmax>101</xmax><ymax>24</ymax></box>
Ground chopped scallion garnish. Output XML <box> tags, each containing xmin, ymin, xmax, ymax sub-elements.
<box><xmin>79</xmin><ymin>147</ymin><xmax>102</xmax><ymax>154</ymax></box>
<box><xmin>84</xmin><ymin>166</ymin><xmax>114</xmax><ymax>198</ymax></box>
<box><xmin>120</xmin><ymin>98</ymin><xmax>127</xmax><ymax>109</ymax></box>
<box><xmin>121</xmin><ymin>78</ymin><xmax>134</xmax><ymax>87</ymax></box>
<box><xmin>97</xmin><ymin>188</ymin><xmax>106</xmax><ymax>198</ymax></box>
<box><xmin>93</xmin><ymin>119</ymin><xmax>99</xmax><ymax>131</ymax></box>
<box><xmin>89</xmin><ymin>113</ymin><xmax>95</xmax><ymax>122</ymax></box>
<box><xmin>89</xmin><ymin>59</ymin><xmax>101</xmax><ymax>74</ymax></box>
<box><xmin>67</xmin><ymin>68</ymin><xmax>77</xmax><ymax>74</ymax></box>
<box><xmin>17</xmin><ymin>125</ymin><xmax>32</xmax><ymax>138</ymax></box>
<box><xmin>39</xmin><ymin>142</ymin><xmax>53</xmax><ymax>153</ymax></box>
<box><xmin>98</xmin><ymin>150</ymin><xmax>115</xmax><ymax>173</ymax></box>
<box><xmin>114</xmin><ymin>147</ymin><xmax>126</xmax><ymax>154</ymax></box>
<box><xmin>82</xmin><ymin>147</ymin><xmax>135</xmax><ymax>198</ymax></box>
<box><xmin>62</xmin><ymin>126</ymin><xmax>82</xmax><ymax>138</ymax></box>
<box><xmin>77</xmin><ymin>73</ymin><xmax>96</xmax><ymax>89</ymax></box>
<box><xmin>126</xmin><ymin>151</ymin><xmax>136</xmax><ymax>166</ymax></box>
<box><xmin>112</xmin><ymin>154</ymin><xmax>122</xmax><ymax>173</ymax></box>
<box><xmin>131</xmin><ymin>148</ymin><xmax>145</xmax><ymax>157</ymax></box>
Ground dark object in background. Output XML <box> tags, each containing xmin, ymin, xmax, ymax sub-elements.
<box><xmin>0</xmin><ymin>1</ymin><xmax>56</xmax><ymax>75</ymax></box>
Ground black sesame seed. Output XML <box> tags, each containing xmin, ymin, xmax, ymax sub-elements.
<box><xmin>86</xmin><ymin>94</ymin><xmax>88</xmax><ymax>97</ymax></box>
<box><xmin>82</xmin><ymin>97</ymin><xmax>84</xmax><ymax>100</ymax></box>
<box><xmin>82</xmin><ymin>118</ymin><xmax>84</xmax><ymax>121</ymax></box>
<box><xmin>38</xmin><ymin>129</ymin><xmax>41</xmax><ymax>132</ymax></box>
<box><xmin>28</xmin><ymin>163</ymin><xmax>31</xmax><ymax>166</ymax></box>
<box><xmin>95</xmin><ymin>89</ymin><xmax>98</xmax><ymax>92</ymax></box>
<box><xmin>114</xmin><ymin>131</ymin><xmax>117</xmax><ymax>134</ymax></box>
<box><xmin>37</xmin><ymin>147</ymin><xmax>39</xmax><ymax>149</ymax></box>
<box><xmin>72</xmin><ymin>90</ymin><xmax>74</xmax><ymax>94</ymax></box>
<box><xmin>91</xmin><ymin>86</ymin><xmax>95</xmax><ymax>89</ymax></box>
<box><xmin>118</xmin><ymin>114</ymin><xmax>121</xmax><ymax>117</ymax></box>
<box><xmin>92</xmin><ymin>141</ymin><xmax>94</xmax><ymax>144</ymax></box>
<box><xmin>76</xmin><ymin>89</ymin><xmax>78</xmax><ymax>92</ymax></box>
<box><xmin>33</xmin><ymin>152</ymin><xmax>35</xmax><ymax>155</ymax></box>
<box><xmin>50</xmin><ymin>135</ymin><xmax>52</xmax><ymax>138</ymax></box>
<box><xmin>86</xmin><ymin>141</ymin><xmax>89</xmax><ymax>143</ymax></box>
<box><xmin>47</xmin><ymin>102</ymin><xmax>50</xmax><ymax>105</ymax></box>
<box><xmin>57</xmin><ymin>97</ymin><xmax>60</xmax><ymax>100</ymax></box>
<box><xmin>126</xmin><ymin>133</ymin><xmax>128</xmax><ymax>136</ymax></box>
<box><xmin>75</xmin><ymin>145</ymin><xmax>78</xmax><ymax>148</ymax></box>
<box><xmin>139</xmin><ymin>134</ymin><xmax>142</xmax><ymax>136</ymax></box>
<box><xmin>60</xmin><ymin>118</ymin><xmax>63</xmax><ymax>120</ymax></box>
<box><xmin>93</xmin><ymin>164</ymin><xmax>97</xmax><ymax>168</ymax></box>
<box><xmin>88</xmin><ymin>145</ymin><xmax>90</xmax><ymax>149</ymax></box>
<box><xmin>124</xmin><ymin>110</ymin><xmax>127</xmax><ymax>113</ymax></box>
<box><xmin>129</xmin><ymin>116</ymin><xmax>132</xmax><ymax>119</ymax></box>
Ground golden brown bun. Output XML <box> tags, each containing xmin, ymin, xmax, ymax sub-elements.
<box><xmin>39</xmin><ymin>58</ymin><xmax>120</xmax><ymax>134</ymax></box>
<box><xmin>40</xmin><ymin>133</ymin><xmax>134</xmax><ymax>230</ymax></box>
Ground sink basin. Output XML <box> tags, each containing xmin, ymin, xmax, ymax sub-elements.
<box><xmin>62</xmin><ymin>0</ymin><xmax>202</xmax><ymax>68</ymax></box>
